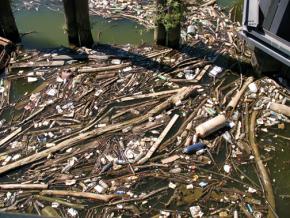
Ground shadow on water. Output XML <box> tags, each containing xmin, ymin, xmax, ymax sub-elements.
<box><xmin>178</xmin><ymin>42</ymin><xmax>253</xmax><ymax>75</ymax></box>
<box><xmin>93</xmin><ymin>43</ymin><xmax>172</xmax><ymax>72</ymax></box>
<box><xmin>88</xmin><ymin>40</ymin><xmax>254</xmax><ymax>75</ymax></box>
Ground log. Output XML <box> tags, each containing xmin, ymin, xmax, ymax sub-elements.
<box><xmin>0</xmin><ymin>184</ymin><xmax>48</xmax><ymax>190</ymax></box>
<box><xmin>249</xmin><ymin>111</ymin><xmax>276</xmax><ymax>218</ymax></box>
<box><xmin>41</xmin><ymin>190</ymin><xmax>116</xmax><ymax>202</ymax></box>
<box><xmin>0</xmin><ymin>86</ymin><xmax>199</xmax><ymax>175</ymax></box>
<box><xmin>227</xmin><ymin>77</ymin><xmax>254</xmax><ymax>110</ymax></box>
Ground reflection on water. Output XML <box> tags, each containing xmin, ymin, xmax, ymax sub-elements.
<box><xmin>14</xmin><ymin>8</ymin><xmax>153</xmax><ymax>49</ymax></box>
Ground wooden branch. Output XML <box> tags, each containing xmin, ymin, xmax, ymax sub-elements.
<box><xmin>0</xmin><ymin>184</ymin><xmax>48</xmax><ymax>190</ymax></box>
<box><xmin>0</xmin><ymin>127</ymin><xmax>22</xmax><ymax>147</ymax></box>
<box><xmin>249</xmin><ymin>111</ymin><xmax>276</xmax><ymax>218</ymax></box>
<box><xmin>137</xmin><ymin>114</ymin><xmax>179</xmax><ymax>164</ymax></box>
<box><xmin>77</xmin><ymin>63</ymin><xmax>131</xmax><ymax>73</ymax></box>
<box><xmin>0</xmin><ymin>86</ymin><xmax>199</xmax><ymax>175</ymax></box>
<box><xmin>201</xmin><ymin>0</ymin><xmax>216</xmax><ymax>7</ymax></box>
<box><xmin>41</xmin><ymin>190</ymin><xmax>116</xmax><ymax>202</ymax></box>
<box><xmin>269</xmin><ymin>102</ymin><xmax>290</xmax><ymax>117</ymax></box>
<box><xmin>119</xmin><ymin>88</ymin><xmax>183</xmax><ymax>102</ymax></box>
<box><xmin>11</xmin><ymin>61</ymin><xmax>65</xmax><ymax>69</ymax></box>
<box><xmin>227</xmin><ymin>77</ymin><xmax>254</xmax><ymax>110</ymax></box>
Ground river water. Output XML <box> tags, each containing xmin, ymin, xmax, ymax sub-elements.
<box><xmin>14</xmin><ymin>5</ymin><xmax>153</xmax><ymax>49</ymax></box>
<box><xmin>3</xmin><ymin>0</ymin><xmax>290</xmax><ymax>217</ymax></box>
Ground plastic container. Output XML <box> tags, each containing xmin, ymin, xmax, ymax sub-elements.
<box><xmin>187</xmin><ymin>25</ymin><xmax>196</xmax><ymax>34</ymax></box>
<box><xmin>115</xmin><ymin>159</ymin><xmax>127</xmax><ymax>165</ymax></box>
<box><xmin>196</xmin><ymin>149</ymin><xmax>206</xmax><ymax>155</ymax></box>
<box><xmin>248</xmin><ymin>82</ymin><xmax>258</xmax><ymax>93</ymax></box>
<box><xmin>183</xmin><ymin>143</ymin><xmax>206</xmax><ymax>154</ymax></box>
<box><xmin>115</xmin><ymin>190</ymin><xmax>126</xmax><ymax>195</ymax></box>
<box><xmin>0</xmin><ymin>119</ymin><xmax>6</xmax><ymax>128</ymax></box>
<box><xmin>209</xmin><ymin>66</ymin><xmax>223</xmax><ymax>77</ymax></box>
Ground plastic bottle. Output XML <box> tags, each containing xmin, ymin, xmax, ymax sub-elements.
<box><xmin>183</xmin><ymin>143</ymin><xmax>206</xmax><ymax>154</ymax></box>
<box><xmin>195</xmin><ymin>114</ymin><xmax>227</xmax><ymax>138</ymax></box>
<box><xmin>0</xmin><ymin>119</ymin><xmax>6</xmax><ymax>128</ymax></box>
<box><xmin>196</xmin><ymin>149</ymin><xmax>206</xmax><ymax>155</ymax></box>
<box><xmin>209</xmin><ymin>66</ymin><xmax>223</xmax><ymax>77</ymax></box>
<box><xmin>115</xmin><ymin>190</ymin><xmax>126</xmax><ymax>195</ymax></box>
<box><xmin>115</xmin><ymin>159</ymin><xmax>127</xmax><ymax>165</ymax></box>
<box><xmin>100</xmin><ymin>162</ymin><xmax>113</xmax><ymax>173</ymax></box>
<box><xmin>234</xmin><ymin>210</ymin><xmax>238</xmax><ymax>218</ymax></box>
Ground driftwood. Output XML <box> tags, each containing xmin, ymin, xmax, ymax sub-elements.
<box><xmin>0</xmin><ymin>184</ymin><xmax>48</xmax><ymax>190</ymax></box>
<box><xmin>41</xmin><ymin>190</ymin><xmax>116</xmax><ymax>202</ymax></box>
<box><xmin>137</xmin><ymin>114</ymin><xmax>179</xmax><ymax>164</ymax></box>
<box><xmin>11</xmin><ymin>61</ymin><xmax>65</xmax><ymax>69</ymax></box>
<box><xmin>268</xmin><ymin>102</ymin><xmax>290</xmax><ymax>117</ymax></box>
<box><xmin>0</xmin><ymin>127</ymin><xmax>22</xmax><ymax>147</ymax></box>
<box><xmin>227</xmin><ymin>77</ymin><xmax>254</xmax><ymax>110</ymax></box>
<box><xmin>119</xmin><ymin>88</ymin><xmax>183</xmax><ymax>102</ymax></box>
<box><xmin>201</xmin><ymin>0</ymin><xmax>216</xmax><ymax>7</ymax></box>
<box><xmin>249</xmin><ymin>111</ymin><xmax>276</xmax><ymax>218</ymax></box>
<box><xmin>77</xmin><ymin>63</ymin><xmax>131</xmax><ymax>73</ymax></box>
<box><xmin>0</xmin><ymin>86</ymin><xmax>199</xmax><ymax>175</ymax></box>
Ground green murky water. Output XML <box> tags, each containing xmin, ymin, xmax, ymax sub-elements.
<box><xmin>2</xmin><ymin>1</ymin><xmax>290</xmax><ymax>217</ymax></box>
<box><xmin>15</xmin><ymin>8</ymin><xmax>153</xmax><ymax>49</ymax></box>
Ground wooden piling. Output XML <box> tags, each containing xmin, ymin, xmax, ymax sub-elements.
<box><xmin>75</xmin><ymin>0</ymin><xmax>94</xmax><ymax>48</ymax></box>
<box><xmin>167</xmin><ymin>23</ymin><xmax>181</xmax><ymax>49</ymax></box>
<box><xmin>0</xmin><ymin>27</ymin><xmax>4</xmax><ymax>38</ymax></box>
<box><xmin>154</xmin><ymin>0</ymin><xmax>166</xmax><ymax>46</ymax></box>
<box><xmin>63</xmin><ymin>0</ymin><xmax>79</xmax><ymax>47</ymax></box>
<box><xmin>0</xmin><ymin>0</ymin><xmax>21</xmax><ymax>43</ymax></box>
<box><xmin>166</xmin><ymin>0</ymin><xmax>181</xmax><ymax>49</ymax></box>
